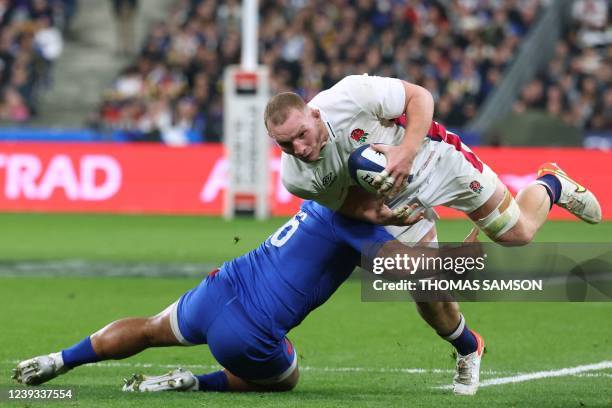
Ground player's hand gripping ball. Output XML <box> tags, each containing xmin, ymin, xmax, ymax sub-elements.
<box><xmin>349</xmin><ymin>144</ymin><xmax>393</xmax><ymax>194</ymax></box>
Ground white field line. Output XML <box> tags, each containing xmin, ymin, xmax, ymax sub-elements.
<box><xmin>4</xmin><ymin>360</ymin><xmax>611</xmax><ymax>380</ymax></box>
<box><xmin>437</xmin><ymin>360</ymin><xmax>612</xmax><ymax>389</ymax></box>
<box><xmin>2</xmin><ymin>360</ymin><xmax>507</xmax><ymax>375</ymax></box>
<box><xmin>573</xmin><ymin>373</ymin><xmax>612</xmax><ymax>378</ymax></box>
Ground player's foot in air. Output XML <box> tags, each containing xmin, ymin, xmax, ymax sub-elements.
<box><xmin>122</xmin><ymin>368</ymin><xmax>198</xmax><ymax>392</ymax></box>
<box><xmin>538</xmin><ymin>162</ymin><xmax>602</xmax><ymax>224</ymax></box>
<box><xmin>12</xmin><ymin>352</ymin><xmax>69</xmax><ymax>385</ymax></box>
<box><xmin>453</xmin><ymin>330</ymin><xmax>485</xmax><ymax>395</ymax></box>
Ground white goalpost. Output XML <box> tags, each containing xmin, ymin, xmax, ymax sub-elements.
<box><xmin>223</xmin><ymin>0</ymin><xmax>270</xmax><ymax>220</ymax></box>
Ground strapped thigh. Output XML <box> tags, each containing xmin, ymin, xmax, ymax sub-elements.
<box><xmin>474</xmin><ymin>188</ymin><xmax>520</xmax><ymax>238</ymax></box>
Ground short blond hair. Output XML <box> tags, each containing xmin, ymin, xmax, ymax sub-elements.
<box><xmin>264</xmin><ymin>92</ymin><xmax>306</xmax><ymax>130</ymax></box>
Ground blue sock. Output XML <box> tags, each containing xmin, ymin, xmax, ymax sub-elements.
<box><xmin>442</xmin><ymin>315</ymin><xmax>478</xmax><ymax>356</ymax></box>
<box><xmin>536</xmin><ymin>174</ymin><xmax>562</xmax><ymax>209</ymax></box>
<box><xmin>61</xmin><ymin>336</ymin><xmax>100</xmax><ymax>368</ymax></box>
<box><xmin>195</xmin><ymin>370</ymin><xmax>229</xmax><ymax>392</ymax></box>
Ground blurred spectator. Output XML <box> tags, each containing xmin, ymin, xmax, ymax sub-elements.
<box><xmin>572</xmin><ymin>0</ymin><xmax>607</xmax><ymax>31</ymax></box>
<box><xmin>0</xmin><ymin>0</ymin><xmax>66</xmax><ymax>122</ymax></box>
<box><xmin>94</xmin><ymin>0</ymin><xmax>547</xmax><ymax>143</ymax></box>
<box><xmin>111</xmin><ymin>0</ymin><xmax>138</xmax><ymax>56</ymax></box>
<box><xmin>0</xmin><ymin>87</ymin><xmax>30</xmax><ymax>122</ymax></box>
<box><xmin>59</xmin><ymin>0</ymin><xmax>78</xmax><ymax>35</ymax></box>
<box><xmin>514</xmin><ymin>0</ymin><xmax>611</xmax><ymax>131</ymax></box>
<box><xmin>34</xmin><ymin>15</ymin><xmax>63</xmax><ymax>62</ymax></box>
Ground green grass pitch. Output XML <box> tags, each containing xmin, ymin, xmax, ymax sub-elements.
<box><xmin>0</xmin><ymin>213</ymin><xmax>610</xmax><ymax>407</ymax></box>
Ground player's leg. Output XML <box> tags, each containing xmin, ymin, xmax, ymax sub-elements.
<box><xmin>12</xmin><ymin>268</ymin><xmax>229</xmax><ymax>386</ymax></box>
<box><xmin>124</xmin><ymin>272</ymin><xmax>300</xmax><ymax>393</ymax></box>
<box><xmin>92</xmin><ymin>303</ymin><xmax>180</xmax><ymax>359</ymax></box>
<box><xmin>469</xmin><ymin>162</ymin><xmax>601</xmax><ymax>245</ymax></box>
<box><xmin>12</xmin><ymin>302</ymin><xmax>183</xmax><ymax>386</ymax></box>
<box><xmin>410</xmin><ymin>226</ymin><xmax>485</xmax><ymax>395</ymax></box>
<box><xmin>124</xmin><ymin>330</ymin><xmax>300</xmax><ymax>393</ymax></box>
<box><xmin>412</xmin><ymin>227</ymin><xmax>469</xmax><ymax>336</ymax></box>
<box><xmin>124</xmin><ymin>345</ymin><xmax>299</xmax><ymax>393</ymax></box>
<box><xmin>150</xmin><ymin>335</ymin><xmax>299</xmax><ymax>393</ymax></box>
<box><xmin>415</xmin><ymin>299</ymin><xmax>485</xmax><ymax>396</ymax></box>
<box><xmin>468</xmin><ymin>180</ymin><xmax>541</xmax><ymax>245</ymax></box>
<box><xmin>399</xmin><ymin>226</ymin><xmax>470</xmax><ymax>337</ymax></box>
<box><xmin>411</xmin><ymin>227</ymin><xmax>463</xmax><ymax>333</ymax></box>
<box><xmin>222</xmin><ymin>364</ymin><xmax>299</xmax><ymax>392</ymax></box>
<box><xmin>417</xmin><ymin>130</ymin><xmax>600</xmax><ymax>245</ymax></box>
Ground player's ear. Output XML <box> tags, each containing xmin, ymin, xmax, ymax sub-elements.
<box><xmin>311</xmin><ymin>108</ymin><xmax>320</xmax><ymax>119</ymax></box>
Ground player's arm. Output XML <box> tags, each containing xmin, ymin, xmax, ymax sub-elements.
<box><xmin>337</xmin><ymin>186</ymin><xmax>423</xmax><ymax>226</ymax></box>
<box><xmin>372</xmin><ymin>80</ymin><xmax>434</xmax><ymax>194</ymax></box>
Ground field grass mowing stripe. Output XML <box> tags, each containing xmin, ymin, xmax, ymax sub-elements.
<box><xmin>436</xmin><ymin>360</ymin><xmax>612</xmax><ymax>389</ymax></box>
<box><xmin>0</xmin><ymin>260</ymin><xmax>216</xmax><ymax>277</ymax></box>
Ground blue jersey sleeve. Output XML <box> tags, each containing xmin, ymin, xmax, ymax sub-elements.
<box><xmin>331</xmin><ymin>210</ymin><xmax>395</xmax><ymax>259</ymax></box>
<box><xmin>303</xmin><ymin>200</ymin><xmax>395</xmax><ymax>258</ymax></box>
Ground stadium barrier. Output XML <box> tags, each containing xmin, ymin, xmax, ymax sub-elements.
<box><xmin>0</xmin><ymin>143</ymin><xmax>608</xmax><ymax>219</ymax></box>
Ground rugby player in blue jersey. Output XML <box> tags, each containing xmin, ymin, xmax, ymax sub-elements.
<box><xmin>13</xmin><ymin>200</ymin><xmax>481</xmax><ymax>393</ymax></box>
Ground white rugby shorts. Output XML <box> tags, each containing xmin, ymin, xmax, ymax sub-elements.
<box><xmin>387</xmin><ymin>131</ymin><xmax>498</xmax><ymax>217</ymax></box>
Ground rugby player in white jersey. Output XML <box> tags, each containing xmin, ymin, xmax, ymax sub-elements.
<box><xmin>264</xmin><ymin>74</ymin><xmax>602</xmax><ymax>395</ymax></box>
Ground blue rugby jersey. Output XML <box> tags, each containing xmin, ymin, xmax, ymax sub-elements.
<box><xmin>221</xmin><ymin>200</ymin><xmax>394</xmax><ymax>340</ymax></box>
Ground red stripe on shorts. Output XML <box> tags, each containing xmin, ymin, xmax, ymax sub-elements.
<box><xmin>395</xmin><ymin>115</ymin><xmax>483</xmax><ymax>172</ymax></box>
<box><xmin>285</xmin><ymin>338</ymin><xmax>294</xmax><ymax>356</ymax></box>
<box><xmin>426</xmin><ymin>121</ymin><xmax>483</xmax><ymax>173</ymax></box>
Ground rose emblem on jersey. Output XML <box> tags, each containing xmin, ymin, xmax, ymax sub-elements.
<box><xmin>350</xmin><ymin>128</ymin><xmax>369</xmax><ymax>143</ymax></box>
<box><xmin>469</xmin><ymin>180</ymin><xmax>483</xmax><ymax>194</ymax></box>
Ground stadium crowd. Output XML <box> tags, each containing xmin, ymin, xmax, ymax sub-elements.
<box><xmin>93</xmin><ymin>0</ymin><xmax>546</xmax><ymax>144</ymax></box>
<box><xmin>0</xmin><ymin>0</ymin><xmax>69</xmax><ymax>123</ymax></box>
<box><xmin>513</xmin><ymin>0</ymin><xmax>611</xmax><ymax>132</ymax></box>
<box><xmin>2</xmin><ymin>1</ymin><xmax>609</xmax><ymax>142</ymax></box>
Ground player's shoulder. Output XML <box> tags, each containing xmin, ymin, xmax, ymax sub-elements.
<box><xmin>311</xmin><ymin>74</ymin><xmax>401</xmax><ymax>112</ymax></box>
<box><xmin>312</xmin><ymin>74</ymin><xmax>365</xmax><ymax>95</ymax></box>
<box><xmin>333</xmin><ymin>74</ymin><xmax>399</xmax><ymax>93</ymax></box>
<box><xmin>309</xmin><ymin>75</ymin><xmax>368</xmax><ymax>108</ymax></box>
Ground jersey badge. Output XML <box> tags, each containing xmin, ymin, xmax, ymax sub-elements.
<box><xmin>470</xmin><ymin>180</ymin><xmax>484</xmax><ymax>194</ymax></box>
<box><xmin>322</xmin><ymin>171</ymin><xmax>337</xmax><ymax>187</ymax></box>
<box><xmin>350</xmin><ymin>128</ymin><xmax>369</xmax><ymax>143</ymax></box>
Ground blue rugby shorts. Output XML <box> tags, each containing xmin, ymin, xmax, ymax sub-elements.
<box><xmin>169</xmin><ymin>269</ymin><xmax>297</xmax><ymax>383</ymax></box>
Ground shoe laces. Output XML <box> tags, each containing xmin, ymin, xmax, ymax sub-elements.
<box><xmin>455</xmin><ymin>354</ymin><xmax>476</xmax><ymax>384</ymax></box>
<box><xmin>564</xmin><ymin>196</ymin><xmax>586</xmax><ymax>213</ymax></box>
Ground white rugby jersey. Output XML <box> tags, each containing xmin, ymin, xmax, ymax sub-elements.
<box><xmin>281</xmin><ymin>74</ymin><xmax>436</xmax><ymax>210</ymax></box>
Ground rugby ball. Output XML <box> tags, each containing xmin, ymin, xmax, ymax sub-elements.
<box><xmin>348</xmin><ymin>144</ymin><xmax>387</xmax><ymax>194</ymax></box>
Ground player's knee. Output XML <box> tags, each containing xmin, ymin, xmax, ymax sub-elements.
<box><xmin>272</xmin><ymin>367</ymin><xmax>299</xmax><ymax>391</ymax></box>
<box><xmin>416</xmin><ymin>301</ymin><xmax>457</xmax><ymax>314</ymax></box>
<box><xmin>495</xmin><ymin>221</ymin><xmax>536</xmax><ymax>246</ymax></box>
<box><xmin>441</xmin><ymin>301</ymin><xmax>459</xmax><ymax>316</ymax></box>
<box><xmin>513</xmin><ymin>228</ymin><xmax>535</xmax><ymax>246</ymax></box>
<box><xmin>258</xmin><ymin>366</ymin><xmax>300</xmax><ymax>392</ymax></box>
<box><xmin>416</xmin><ymin>301</ymin><xmax>441</xmax><ymax>315</ymax></box>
